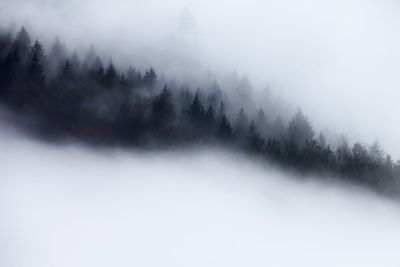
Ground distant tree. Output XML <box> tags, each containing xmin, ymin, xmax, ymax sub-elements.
<box><xmin>82</xmin><ymin>45</ymin><xmax>98</xmax><ymax>72</ymax></box>
<box><xmin>271</xmin><ymin>116</ymin><xmax>285</xmax><ymax>138</ymax></box>
<box><xmin>217</xmin><ymin>101</ymin><xmax>226</xmax><ymax>121</ymax></box>
<box><xmin>15</xmin><ymin>27</ymin><xmax>31</xmax><ymax>62</ymax></box>
<box><xmin>247</xmin><ymin>120</ymin><xmax>265</xmax><ymax>152</ymax></box>
<box><xmin>188</xmin><ymin>92</ymin><xmax>204</xmax><ymax>124</ymax></box>
<box><xmin>255</xmin><ymin>108</ymin><xmax>269</xmax><ymax>137</ymax></box>
<box><xmin>368</xmin><ymin>141</ymin><xmax>385</xmax><ymax>164</ymax></box>
<box><xmin>50</xmin><ymin>37</ymin><xmax>66</xmax><ymax>59</ymax></box>
<box><xmin>0</xmin><ymin>45</ymin><xmax>20</xmax><ymax>90</ymax></box>
<box><xmin>336</xmin><ymin>136</ymin><xmax>351</xmax><ymax>166</ymax></box>
<box><xmin>48</xmin><ymin>37</ymin><xmax>67</xmax><ymax>78</ymax></box>
<box><xmin>143</xmin><ymin>67</ymin><xmax>157</xmax><ymax>87</ymax></box>
<box><xmin>234</xmin><ymin>108</ymin><xmax>249</xmax><ymax>141</ymax></box>
<box><xmin>151</xmin><ymin>85</ymin><xmax>175</xmax><ymax>128</ymax></box>
<box><xmin>178</xmin><ymin>87</ymin><xmax>193</xmax><ymax>111</ymax></box>
<box><xmin>203</xmin><ymin>105</ymin><xmax>217</xmax><ymax>136</ymax></box>
<box><xmin>207</xmin><ymin>80</ymin><xmax>223</xmax><ymax>107</ymax></box>
<box><xmin>317</xmin><ymin>132</ymin><xmax>327</xmax><ymax>147</ymax></box>
<box><xmin>217</xmin><ymin>114</ymin><xmax>232</xmax><ymax>140</ymax></box>
<box><xmin>287</xmin><ymin>108</ymin><xmax>314</xmax><ymax>147</ymax></box>
<box><xmin>60</xmin><ymin>59</ymin><xmax>75</xmax><ymax>81</ymax></box>
<box><xmin>265</xmin><ymin>137</ymin><xmax>281</xmax><ymax>160</ymax></box>
<box><xmin>92</xmin><ymin>56</ymin><xmax>103</xmax><ymax>71</ymax></box>
<box><xmin>0</xmin><ymin>31</ymin><xmax>12</xmax><ymax>57</ymax></box>
<box><xmin>204</xmin><ymin>105</ymin><xmax>216</xmax><ymax>125</ymax></box>
<box><xmin>93</xmin><ymin>65</ymin><xmax>105</xmax><ymax>85</ymax></box>
<box><xmin>104</xmin><ymin>62</ymin><xmax>118</xmax><ymax>88</ymax></box>
<box><xmin>126</xmin><ymin>66</ymin><xmax>142</xmax><ymax>88</ymax></box>
<box><xmin>29</xmin><ymin>40</ymin><xmax>46</xmax><ymax>86</ymax></box>
<box><xmin>236</xmin><ymin>76</ymin><xmax>252</xmax><ymax>104</ymax></box>
<box><xmin>70</xmin><ymin>51</ymin><xmax>81</xmax><ymax>73</ymax></box>
<box><xmin>350</xmin><ymin>142</ymin><xmax>369</xmax><ymax>179</ymax></box>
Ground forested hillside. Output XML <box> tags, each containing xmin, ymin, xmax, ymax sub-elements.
<box><xmin>1</xmin><ymin>27</ymin><xmax>399</xmax><ymax>195</ymax></box>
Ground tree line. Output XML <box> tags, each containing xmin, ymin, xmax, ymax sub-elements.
<box><xmin>0</xmin><ymin>27</ymin><xmax>399</xmax><ymax>196</ymax></box>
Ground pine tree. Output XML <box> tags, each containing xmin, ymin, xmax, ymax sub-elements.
<box><xmin>126</xmin><ymin>66</ymin><xmax>142</xmax><ymax>88</ymax></box>
<box><xmin>255</xmin><ymin>108</ymin><xmax>269</xmax><ymax>136</ymax></box>
<box><xmin>234</xmin><ymin>108</ymin><xmax>249</xmax><ymax>140</ymax></box>
<box><xmin>218</xmin><ymin>114</ymin><xmax>232</xmax><ymax>140</ymax></box>
<box><xmin>82</xmin><ymin>45</ymin><xmax>98</xmax><ymax>72</ymax></box>
<box><xmin>188</xmin><ymin>92</ymin><xmax>204</xmax><ymax>123</ymax></box>
<box><xmin>217</xmin><ymin>101</ymin><xmax>226</xmax><ymax>121</ymax></box>
<box><xmin>205</xmin><ymin>105</ymin><xmax>216</xmax><ymax>125</ymax></box>
<box><xmin>61</xmin><ymin>59</ymin><xmax>74</xmax><ymax>81</ymax></box>
<box><xmin>247</xmin><ymin>120</ymin><xmax>265</xmax><ymax>152</ymax></box>
<box><xmin>29</xmin><ymin>40</ymin><xmax>46</xmax><ymax>86</ymax></box>
<box><xmin>151</xmin><ymin>85</ymin><xmax>175</xmax><ymax>128</ymax></box>
<box><xmin>105</xmin><ymin>62</ymin><xmax>117</xmax><ymax>88</ymax></box>
<box><xmin>15</xmin><ymin>27</ymin><xmax>31</xmax><ymax>62</ymax></box>
<box><xmin>287</xmin><ymin>108</ymin><xmax>314</xmax><ymax>147</ymax></box>
<box><xmin>70</xmin><ymin>51</ymin><xmax>81</xmax><ymax>72</ymax></box>
<box><xmin>143</xmin><ymin>67</ymin><xmax>157</xmax><ymax>87</ymax></box>
<box><xmin>48</xmin><ymin>37</ymin><xmax>67</xmax><ymax>78</ymax></box>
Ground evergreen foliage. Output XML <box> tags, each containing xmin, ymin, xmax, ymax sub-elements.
<box><xmin>0</xmin><ymin>27</ymin><xmax>399</xmax><ymax>196</ymax></box>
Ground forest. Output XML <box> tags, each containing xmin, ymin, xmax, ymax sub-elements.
<box><xmin>1</xmin><ymin>27</ymin><xmax>400</xmax><ymax>196</ymax></box>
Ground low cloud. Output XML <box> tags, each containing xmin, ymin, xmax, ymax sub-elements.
<box><xmin>0</xmin><ymin>128</ymin><xmax>399</xmax><ymax>267</ymax></box>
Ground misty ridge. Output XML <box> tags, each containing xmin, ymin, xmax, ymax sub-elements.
<box><xmin>0</xmin><ymin>26</ymin><xmax>400</xmax><ymax>196</ymax></box>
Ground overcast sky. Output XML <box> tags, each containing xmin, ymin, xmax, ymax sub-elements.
<box><xmin>1</xmin><ymin>0</ymin><xmax>400</xmax><ymax>156</ymax></box>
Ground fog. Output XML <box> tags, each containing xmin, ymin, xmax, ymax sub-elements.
<box><xmin>0</xmin><ymin>126</ymin><xmax>399</xmax><ymax>267</ymax></box>
<box><xmin>1</xmin><ymin>2</ymin><xmax>400</xmax><ymax>265</ymax></box>
<box><xmin>1</xmin><ymin>0</ymin><xmax>400</xmax><ymax>156</ymax></box>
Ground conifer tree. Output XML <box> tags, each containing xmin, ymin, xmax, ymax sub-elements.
<box><xmin>234</xmin><ymin>108</ymin><xmax>249</xmax><ymax>140</ymax></box>
<box><xmin>151</xmin><ymin>85</ymin><xmax>175</xmax><ymax>128</ymax></box>
<box><xmin>29</xmin><ymin>40</ymin><xmax>46</xmax><ymax>86</ymax></box>
<box><xmin>15</xmin><ymin>27</ymin><xmax>31</xmax><ymax>62</ymax></box>
<box><xmin>188</xmin><ymin>92</ymin><xmax>204</xmax><ymax>124</ymax></box>
<box><xmin>247</xmin><ymin>120</ymin><xmax>265</xmax><ymax>152</ymax></box>
<box><xmin>218</xmin><ymin>114</ymin><xmax>232</xmax><ymax>140</ymax></box>
<box><xmin>144</xmin><ymin>67</ymin><xmax>157</xmax><ymax>87</ymax></box>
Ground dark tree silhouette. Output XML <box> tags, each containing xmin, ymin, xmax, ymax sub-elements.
<box><xmin>151</xmin><ymin>84</ymin><xmax>175</xmax><ymax>129</ymax></box>
<box><xmin>29</xmin><ymin>40</ymin><xmax>46</xmax><ymax>86</ymax></box>
<box><xmin>143</xmin><ymin>67</ymin><xmax>157</xmax><ymax>87</ymax></box>
<box><xmin>104</xmin><ymin>62</ymin><xmax>118</xmax><ymax>88</ymax></box>
<box><xmin>188</xmin><ymin>92</ymin><xmax>204</xmax><ymax>124</ymax></box>
<box><xmin>287</xmin><ymin>108</ymin><xmax>314</xmax><ymax>147</ymax></box>
<box><xmin>234</xmin><ymin>108</ymin><xmax>249</xmax><ymax>142</ymax></box>
<box><xmin>0</xmin><ymin>27</ymin><xmax>399</xmax><ymax>197</ymax></box>
<box><xmin>15</xmin><ymin>27</ymin><xmax>31</xmax><ymax>63</ymax></box>
<box><xmin>218</xmin><ymin>114</ymin><xmax>233</xmax><ymax>141</ymax></box>
<box><xmin>247</xmin><ymin>120</ymin><xmax>265</xmax><ymax>153</ymax></box>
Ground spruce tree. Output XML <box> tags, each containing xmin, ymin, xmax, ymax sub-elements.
<box><xmin>247</xmin><ymin>120</ymin><xmax>264</xmax><ymax>152</ymax></box>
<box><xmin>29</xmin><ymin>40</ymin><xmax>46</xmax><ymax>86</ymax></box>
<box><xmin>218</xmin><ymin>114</ymin><xmax>232</xmax><ymax>140</ymax></box>
<box><xmin>151</xmin><ymin>85</ymin><xmax>175</xmax><ymax>128</ymax></box>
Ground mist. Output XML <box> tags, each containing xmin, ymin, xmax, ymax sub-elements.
<box><xmin>1</xmin><ymin>0</ymin><xmax>400</xmax><ymax>155</ymax></box>
<box><xmin>1</xmin><ymin>1</ymin><xmax>400</xmax><ymax>265</ymax></box>
<box><xmin>0</xmin><ymin>125</ymin><xmax>399</xmax><ymax>267</ymax></box>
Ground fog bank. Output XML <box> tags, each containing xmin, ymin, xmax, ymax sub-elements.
<box><xmin>0</xmin><ymin>129</ymin><xmax>399</xmax><ymax>267</ymax></box>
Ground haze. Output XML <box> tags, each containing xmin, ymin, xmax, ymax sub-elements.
<box><xmin>1</xmin><ymin>0</ymin><xmax>400</xmax><ymax>155</ymax></box>
<box><xmin>0</xmin><ymin>126</ymin><xmax>399</xmax><ymax>267</ymax></box>
<box><xmin>1</xmin><ymin>1</ymin><xmax>400</xmax><ymax>266</ymax></box>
